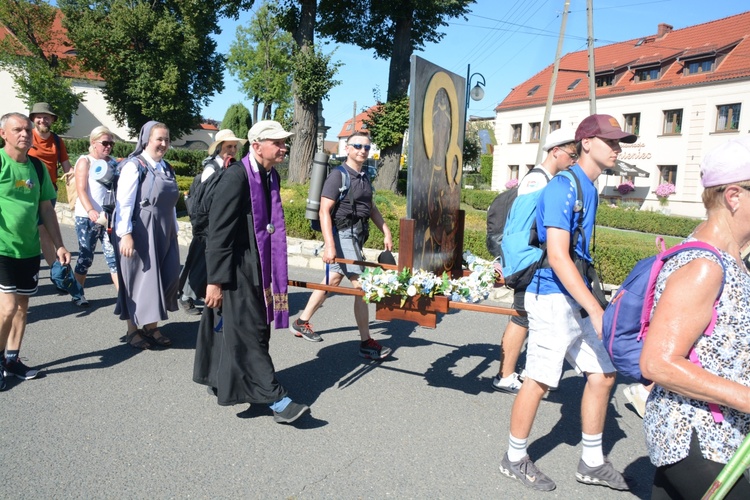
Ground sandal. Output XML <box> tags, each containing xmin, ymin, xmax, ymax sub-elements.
<box><xmin>126</xmin><ymin>329</ymin><xmax>151</xmax><ymax>350</ymax></box>
<box><xmin>142</xmin><ymin>326</ymin><xmax>172</xmax><ymax>347</ymax></box>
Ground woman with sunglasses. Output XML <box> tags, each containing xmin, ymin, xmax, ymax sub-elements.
<box><xmin>290</xmin><ymin>132</ymin><xmax>393</xmax><ymax>359</ymax></box>
<box><xmin>71</xmin><ymin>126</ymin><xmax>120</xmax><ymax>306</ymax></box>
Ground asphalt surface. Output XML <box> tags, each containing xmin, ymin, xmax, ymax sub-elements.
<box><xmin>0</xmin><ymin>224</ymin><xmax>655</xmax><ymax>499</ymax></box>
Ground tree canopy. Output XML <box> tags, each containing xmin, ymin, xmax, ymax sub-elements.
<box><xmin>0</xmin><ymin>0</ymin><xmax>84</xmax><ymax>134</ymax></box>
<box><xmin>59</xmin><ymin>0</ymin><xmax>253</xmax><ymax>138</ymax></box>
<box><xmin>317</xmin><ymin>0</ymin><xmax>475</xmax><ymax>191</ymax></box>
<box><xmin>227</xmin><ymin>2</ymin><xmax>295</xmax><ymax>125</ymax></box>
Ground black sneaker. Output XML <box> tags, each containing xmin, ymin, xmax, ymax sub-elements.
<box><xmin>0</xmin><ymin>368</ymin><xmax>6</xmax><ymax>391</ymax></box>
<box><xmin>359</xmin><ymin>338</ymin><xmax>392</xmax><ymax>360</ymax></box>
<box><xmin>576</xmin><ymin>458</ymin><xmax>629</xmax><ymax>490</ymax></box>
<box><xmin>273</xmin><ymin>401</ymin><xmax>310</xmax><ymax>424</ymax></box>
<box><xmin>289</xmin><ymin>319</ymin><xmax>322</xmax><ymax>342</ymax></box>
<box><xmin>499</xmin><ymin>453</ymin><xmax>556</xmax><ymax>491</ymax></box>
<box><xmin>179</xmin><ymin>297</ymin><xmax>201</xmax><ymax>316</ymax></box>
<box><xmin>3</xmin><ymin>359</ymin><xmax>40</xmax><ymax>380</ymax></box>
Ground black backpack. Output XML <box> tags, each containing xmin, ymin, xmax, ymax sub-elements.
<box><xmin>186</xmin><ymin>158</ymin><xmax>225</xmax><ymax>238</ymax></box>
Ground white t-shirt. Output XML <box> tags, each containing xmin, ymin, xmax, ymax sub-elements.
<box><xmin>74</xmin><ymin>155</ymin><xmax>110</xmax><ymax>218</ymax></box>
<box><xmin>517</xmin><ymin>164</ymin><xmax>553</xmax><ymax>196</ymax></box>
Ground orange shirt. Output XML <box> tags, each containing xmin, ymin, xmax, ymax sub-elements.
<box><xmin>29</xmin><ymin>129</ymin><xmax>69</xmax><ymax>185</ymax></box>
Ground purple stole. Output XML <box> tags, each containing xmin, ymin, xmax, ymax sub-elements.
<box><xmin>241</xmin><ymin>154</ymin><xmax>289</xmax><ymax>329</ymax></box>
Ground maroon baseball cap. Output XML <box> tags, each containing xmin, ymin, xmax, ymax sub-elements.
<box><xmin>575</xmin><ymin>114</ymin><xmax>637</xmax><ymax>143</ymax></box>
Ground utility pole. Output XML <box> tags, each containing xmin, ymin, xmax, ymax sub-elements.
<box><xmin>587</xmin><ymin>0</ymin><xmax>597</xmax><ymax>115</ymax></box>
<box><xmin>352</xmin><ymin>101</ymin><xmax>357</xmax><ymax>134</ymax></box>
<box><xmin>536</xmin><ymin>0</ymin><xmax>571</xmax><ymax>165</ymax></box>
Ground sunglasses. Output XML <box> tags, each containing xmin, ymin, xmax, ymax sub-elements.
<box><xmin>561</xmin><ymin>149</ymin><xmax>579</xmax><ymax>161</ymax></box>
<box><xmin>98</xmin><ymin>141</ymin><xmax>115</xmax><ymax>148</ymax></box>
<box><xmin>349</xmin><ymin>143</ymin><xmax>371</xmax><ymax>151</ymax></box>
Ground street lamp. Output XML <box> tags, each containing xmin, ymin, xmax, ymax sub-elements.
<box><xmin>465</xmin><ymin>64</ymin><xmax>486</xmax><ymax>117</ymax></box>
<box><xmin>463</xmin><ymin>64</ymin><xmax>486</xmax><ymax>159</ymax></box>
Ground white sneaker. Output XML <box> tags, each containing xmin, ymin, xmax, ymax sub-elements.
<box><xmin>622</xmin><ymin>384</ymin><xmax>647</xmax><ymax>418</ymax></box>
<box><xmin>492</xmin><ymin>372</ymin><xmax>522</xmax><ymax>394</ymax></box>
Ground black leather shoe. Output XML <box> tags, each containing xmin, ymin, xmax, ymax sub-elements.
<box><xmin>273</xmin><ymin>401</ymin><xmax>310</xmax><ymax>424</ymax></box>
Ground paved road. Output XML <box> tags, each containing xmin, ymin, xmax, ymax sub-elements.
<box><xmin>1</xmin><ymin>224</ymin><xmax>654</xmax><ymax>499</ymax></box>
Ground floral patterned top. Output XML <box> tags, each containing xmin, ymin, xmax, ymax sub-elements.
<box><xmin>644</xmin><ymin>242</ymin><xmax>750</xmax><ymax>467</ymax></box>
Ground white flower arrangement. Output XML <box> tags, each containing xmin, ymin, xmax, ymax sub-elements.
<box><xmin>359</xmin><ymin>251</ymin><xmax>497</xmax><ymax>305</ymax></box>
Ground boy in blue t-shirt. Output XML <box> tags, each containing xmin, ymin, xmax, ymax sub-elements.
<box><xmin>499</xmin><ymin>115</ymin><xmax>637</xmax><ymax>492</ymax></box>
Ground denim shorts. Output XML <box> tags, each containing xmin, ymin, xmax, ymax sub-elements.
<box><xmin>329</xmin><ymin>221</ymin><xmax>368</xmax><ymax>278</ymax></box>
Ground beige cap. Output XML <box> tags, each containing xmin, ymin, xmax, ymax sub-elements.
<box><xmin>208</xmin><ymin>129</ymin><xmax>247</xmax><ymax>156</ymax></box>
<box><xmin>247</xmin><ymin>120</ymin><xmax>294</xmax><ymax>143</ymax></box>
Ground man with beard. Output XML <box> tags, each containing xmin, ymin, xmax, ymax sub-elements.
<box><xmin>27</xmin><ymin>103</ymin><xmax>73</xmax><ymax>286</ymax></box>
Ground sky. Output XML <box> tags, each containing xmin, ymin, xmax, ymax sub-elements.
<box><xmin>200</xmin><ymin>0</ymin><xmax>749</xmax><ymax>138</ymax></box>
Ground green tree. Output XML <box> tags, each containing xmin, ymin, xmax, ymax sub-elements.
<box><xmin>317</xmin><ymin>0</ymin><xmax>476</xmax><ymax>192</ymax></box>
<box><xmin>0</xmin><ymin>0</ymin><xmax>84</xmax><ymax>134</ymax></box>
<box><xmin>275</xmin><ymin>0</ymin><xmax>341</xmax><ymax>185</ymax></box>
<box><xmin>59</xmin><ymin>0</ymin><xmax>251</xmax><ymax>138</ymax></box>
<box><xmin>227</xmin><ymin>2</ymin><xmax>295</xmax><ymax>124</ymax></box>
<box><xmin>221</xmin><ymin>103</ymin><xmax>253</xmax><ymax>140</ymax></box>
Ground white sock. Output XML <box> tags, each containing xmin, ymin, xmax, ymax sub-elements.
<box><xmin>507</xmin><ymin>433</ymin><xmax>528</xmax><ymax>462</ymax></box>
<box><xmin>581</xmin><ymin>432</ymin><xmax>604</xmax><ymax>467</ymax></box>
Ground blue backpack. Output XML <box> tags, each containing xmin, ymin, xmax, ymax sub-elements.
<box><xmin>602</xmin><ymin>240</ymin><xmax>725</xmax><ymax>386</ymax></box>
<box><xmin>501</xmin><ymin>169</ymin><xmax>584</xmax><ymax>290</ymax></box>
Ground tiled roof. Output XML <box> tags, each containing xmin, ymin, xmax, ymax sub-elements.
<box><xmin>198</xmin><ymin>123</ymin><xmax>219</xmax><ymax>131</ymax></box>
<box><xmin>0</xmin><ymin>9</ymin><xmax>101</xmax><ymax>81</ymax></box>
<box><xmin>337</xmin><ymin>105</ymin><xmax>380</xmax><ymax>138</ymax></box>
<box><xmin>497</xmin><ymin>11</ymin><xmax>750</xmax><ymax>111</ymax></box>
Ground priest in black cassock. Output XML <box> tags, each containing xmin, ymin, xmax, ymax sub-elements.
<box><xmin>193</xmin><ymin>120</ymin><xmax>309</xmax><ymax>424</ymax></box>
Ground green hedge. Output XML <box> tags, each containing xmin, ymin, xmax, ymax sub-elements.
<box><xmin>462</xmin><ymin>189</ymin><xmax>498</xmax><ymax>210</ymax></box>
<box><xmin>596</xmin><ymin>204</ymin><xmax>700</xmax><ymax>237</ymax></box>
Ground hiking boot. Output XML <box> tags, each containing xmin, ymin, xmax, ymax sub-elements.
<box><xmin>622</xmin><ymin>383</ymin><xmax>647</xmax><ymax>418</ymax></box>
<box><xmin>492</xmin><ymin>372</ymin><xmax>522</xmax><ymax>394</ymax></box>
<box><xmin>576</xmin><ymin>458</ymin><xmax>630</xmax><ymax>490</ymax></box>
<box><xmin>179</xmin><ymin>297</ymin><xmax>201</xmax><ymax>316</ymax></box>
<box><xmin>4</xmin><ymin>359</ymin><xmax>40</xmax><ymax>380</ymax></box>
<box><xmin>359</xmin><ymin>338</ymin><xmax>392</xmax><ymax>360</ymax></box>
<box><xmin>499</xmin><ymin>453</ymin><xmax>556</xmax><ymax>491</ymax></box>
<box><xmin>289</xmin><ymin>319</ymin><xmax>322</xmax><ymax>342</ymax></box>
<box><xmin>72</xmin><ymin>295</ymin><xmax>89</xmax><ymax>307</ymax></box>
<box><xmin>273</xmin><ymin>401</ymin><xmax>310</xmax><ymax>424</ymax></box>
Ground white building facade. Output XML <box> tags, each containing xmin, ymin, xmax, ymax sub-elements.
<box><xmin>491</xmin><ymin>13</ymin><xmax>750</xmax><ymax>218</ymax></box>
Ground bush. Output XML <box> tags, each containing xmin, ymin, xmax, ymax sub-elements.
<box><xmin>462</xmin><ymin>189</ymin><xmax>497</xmax><ymax>210</ymax></box>
<box><xmin>479</xmin><ymin>154</ymin><xmax>493</xmax><ymax>186</ymax></box>
<box><xmin>596</xmin><ymin>204</ymin><xmax>700</xmax><ymax>237</ymax></box>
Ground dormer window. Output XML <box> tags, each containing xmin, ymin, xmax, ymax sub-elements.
<box><xmin>595</xmin><ymin>73</ymin><xmax>614</xmax><ymax>88</ymax></box>
<box><xmin>685</xmin><ymin>57</ymin><xmax>715</xmax><ymax>75</ymax></box>
<box><xmin>635</xmin><ymin>66</ymin><xmax>660</xmax><ymax>82</ymax></box>
<box><xmin>527</xmin><ymin>85</ymin><xmax>541</xmax><ymax>96</ymax></box>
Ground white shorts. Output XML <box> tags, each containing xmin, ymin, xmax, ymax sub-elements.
<box><xmin>523</xmin><ymin>291</ymin><xmax>615</xmax><ymax>388</ymax></box>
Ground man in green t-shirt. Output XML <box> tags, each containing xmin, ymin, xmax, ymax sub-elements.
<box><xmin>0</xmin><ymin>112</ymin><xmax>71</xmax><ymax>390</ymax></box>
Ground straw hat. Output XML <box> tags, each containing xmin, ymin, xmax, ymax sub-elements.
<box><xmin>208</xmin><ymin>129</ymin><xmax>247</xmax><ymax>156</ymax></box>
<box><xmin>29</xmin><ymin>102</ymin><xmax>58</xmax><ymax>121</ymax></box>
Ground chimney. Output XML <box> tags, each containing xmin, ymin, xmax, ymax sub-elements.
<box><xmin>657</xmin><ymin>23</ymin><xmax>673</xmax><ymax>38</ymax></box>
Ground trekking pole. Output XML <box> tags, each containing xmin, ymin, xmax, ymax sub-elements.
<box><xmin>702</xmin><ymin>432</ymin><xmax>750</xmax><ymax>499</ymax></box>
